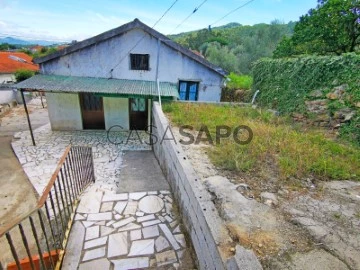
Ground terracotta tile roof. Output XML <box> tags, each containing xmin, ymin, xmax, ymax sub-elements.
<box><xmin>30</xmin><ymin>45</ymin><xmax>44</xmax><ymax>52</ymax></box>
<box><xmin>0</xmin><ymin>52</ymin><xmax>39</xmax><ymax>73</ymax></box>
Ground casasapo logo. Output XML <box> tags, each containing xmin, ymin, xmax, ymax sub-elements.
<box><xmin>107</xmin><ymin>125</ymin><xmax>253</xmax><ymax>146</ymax></box>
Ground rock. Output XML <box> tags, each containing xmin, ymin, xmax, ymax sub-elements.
<box><xmin>313</xmin><ymin>113</ymin><xmax>330</xmax><ymax>122</ymax></box>
<box><xmin>326</xmin><ymin>92</ymin><xmax>339</xmax><ymax>100</ymax></box>
<box><xmin>292</xmin><ymin>113</ymin><xmax>305</xmax><ymax>120</ymax></box>
<box><xmin>305</xmin><ymin>100</ymin><xmax>328</xmax><ymax>114</ymax></box>
<box><xmin>333</xmin><ymin>108</ymin><xmax>355</xmax><ymax>122</ymax></box>
<box><xmin>333</xmin><ymin>84</ymin><xmax>348</xmax><ymax>93</ymax></box>
<box><xmin>271</xmin><ymin>249</ymin><xmax>349</xmax><ymax>270</ymax></box>
<box><xmin>226</xmin><ymin>245</ymin><xmax>263</xmax><ymax>270</ymax></box>
<box><xmin>326</xmin><ymin>85</ymin><xmax>348</xmax><ymax>100</ymax></box>
<box><xmin>260</xmin><ymin>192</ymin><xmax>278</xmax><ymax>206</ymax></box>
<box><xmin>356</xmin><ymin>102</ymin><xmax>360</xmax><ymax>108</ymax></box>
<box><xmin>309</xmin><ymin>89</ymin><xmax>323</xmax><ymax>98</ymax></box>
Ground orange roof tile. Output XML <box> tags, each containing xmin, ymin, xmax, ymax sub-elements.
<box><xmin>0</xmin><ymin>52</ymin><xmax>39</xmax><ymax>73</ymax></box>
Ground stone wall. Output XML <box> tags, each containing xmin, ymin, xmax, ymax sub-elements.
<box><xmin>292</xmin><ymin>84</ymin><xmax>358</xmax><ymax>129</ymax></box>
<box><xmin>152</xmin><ymin>102</ymin><xmax>233</xmax><ymax>269</ymax></box>
<box><xmin>149</xmin><ymin>102</ymin><xmax>266</xmax><ymax>270</ymax></box>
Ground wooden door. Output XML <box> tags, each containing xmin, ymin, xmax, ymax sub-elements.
<box><xmin>80</xmin><ymin>93</ymin><xmax>105</xmax><ymax>129</ymax></box>
<box><xmin>129</xmin><ymin>98</ymin><xmax>148</xmax><ymax>130</ymax></box>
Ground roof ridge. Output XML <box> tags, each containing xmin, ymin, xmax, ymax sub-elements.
<box><xmin>34</xmin><ymin>19</ymin><xmax>227</xmax><ymax>76</ymax></box>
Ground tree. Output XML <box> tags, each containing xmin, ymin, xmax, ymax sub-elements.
<box><xmin>0</xmin><ymin>43</ymin><xmax>17</xmax><ymax>51</ymax></box>
<box><xmin>274</xmin><ymin>0</ymin><xmax>360</xmax><ymax>57</ymax></box>
<box><xmin>15</xmin><ymin>69</ymin><xmax>35</xmax><ymax>82</ymax></box>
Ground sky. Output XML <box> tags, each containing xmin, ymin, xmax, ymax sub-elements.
<box><xmin>0</xmin><ymin>0</ymin><xmax>318</xmax><ymax>42</ymax></box>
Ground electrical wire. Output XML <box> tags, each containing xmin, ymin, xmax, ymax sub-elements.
<box><xmin>210</xmin><ymin>0</ymin><xmax>256</xmax><ymax>27</ymax></box>
<box><xmin>152</xmin><ymin>0</ymin><xmax>179</xmax><ymax>28</ymax></box>
<box><xmin>169</xmin><ymin>0</ymin><xmax>208</xmax><ymax>34</ymax></box>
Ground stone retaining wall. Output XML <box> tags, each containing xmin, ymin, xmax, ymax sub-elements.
<box><xmin>152</xmin><ymin>102</ymin><xmax>234</xmax><ymax>269</ymax></box>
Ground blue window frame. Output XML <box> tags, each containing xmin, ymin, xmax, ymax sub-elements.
<box><xmin>178</xmin><ymin>81</ymin><xmax>199</xmax><ymax>101</ymax></box>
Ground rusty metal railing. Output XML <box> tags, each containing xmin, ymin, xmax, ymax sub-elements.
<box><xmin>0</xmin><ymin>146</ymin><xmax>95</xmax><ymax>270</ymax></box>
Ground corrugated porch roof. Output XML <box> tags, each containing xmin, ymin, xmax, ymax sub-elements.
<box><xmin>15</xmin><ymin>75</ymin><xmax>179</xmax><ymax>98</ymax></box>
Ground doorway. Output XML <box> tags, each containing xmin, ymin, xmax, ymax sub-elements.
<box><xmin>79</xmin><ymin>93</ymin><xmax>105</xmax><ymax>129</ymax></box>
<box><xmin>129</xmin><ymin>98</ymin><xmax>148</xmax><ymax>130</ymax></box>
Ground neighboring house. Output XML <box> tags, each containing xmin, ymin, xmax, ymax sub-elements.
<box><xmin>0</xmin><ymin>52</ymin><xmax>39</xmax><ymax>84</ymax></box>
<box><xmin>30</xmin><ymin>45</ymin><xmax>44</xmax><ymax>53</ymax></box>
<box><xmin>0</xmin><ymin>52</ymin><xmax>39</xmax><ymax>103</ymax></box>
<box><xmin>16</xmin><ymin>19</ymin><xmax>227</xmax><ymax>131</ymax></box>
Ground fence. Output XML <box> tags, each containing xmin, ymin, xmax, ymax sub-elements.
<box><xmin>0</xmin><ymin>146</ymin><xmax>95</xmax><ymax>270</ymax></box>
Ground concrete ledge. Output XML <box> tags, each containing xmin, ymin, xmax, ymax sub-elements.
<box><xmin>175</xmin><ymin>100</ymin><xmax>252</xmax><ymax>107</ymax></box>
<box><xmin>152</xmin><ymin>102</ymin><xmax>233</xmax><ymax>269</ymax></box>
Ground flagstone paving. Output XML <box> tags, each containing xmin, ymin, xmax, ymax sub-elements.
<box><xmin>62</xmin><ymin>190</ymin><xmax>195</xmax><ymax>270</ymax></box>
<box><xmin>11</xmin><ymin>124</ymin><xmax>150</xmax><ymax>195</ymax></box>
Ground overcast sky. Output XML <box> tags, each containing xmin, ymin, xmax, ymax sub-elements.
<box><xmin>0</xmin><ymin>0</ymin><xmax>317</xmax><ymax>42</ymax></box>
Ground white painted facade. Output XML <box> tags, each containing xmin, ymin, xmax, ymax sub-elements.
<box><xmin>41</xmin><ymin>26</ymin><xmax>225</xmax><ymax>131</ymax></box>
<box><xmin>46</xmin><ymin>92</ymin><xmax>83</xmax><ymax>130</ymax></box>
<box><xmin>0</xmin><ymin>73</ymin><xmax>15</xmax><ymax>84</ymax></box>
<box><xmin>0</xmin><ymin>74</ymin><xmax>17</xmax><ymax>104</ymax></box>
<box><xmin>41</xmin><ymin>29</ymin><xmax>224</xmax><ymax>101</ymax></box>
<box><xmin>103</xmin><ymin>97</ymin><xmax>129</xmax><ymax>130</ymax></box>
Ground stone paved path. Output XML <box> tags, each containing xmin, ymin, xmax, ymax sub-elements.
<box><xmin>62</xmin><ymin>189</ymin><xmax>194</xmax><ymax>270</ymax></box>
<box><xmin>12</xmin><ymin>124</ymin><xmax>151</xmax><ymax>196</ymax></box>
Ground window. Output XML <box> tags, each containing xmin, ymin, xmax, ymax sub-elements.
<box><xmin>178</xmin><ymin>81</ymin><xmax>199</xmax><ymax>101</ymax></box>
<box><xmin>130</xmin><ymin>54</ymin><xmax>149</xmax><ymax>70</ymax></box>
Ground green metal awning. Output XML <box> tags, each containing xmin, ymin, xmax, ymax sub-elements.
<box><xmin>15</xmin><ymin>75</ymin><xmax>179</xmax><ymax>98</ymax></box>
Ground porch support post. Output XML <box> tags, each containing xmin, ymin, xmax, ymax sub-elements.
<box><xmin>21</xmin><ymin>89</ymin><xmax>36</xmax><ymax>146</ymax></box>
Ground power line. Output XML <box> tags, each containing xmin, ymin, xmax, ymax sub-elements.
<box><xmin>109</xmin><ymin>0</ymin><xmax>179</xmax><ymax>76</ymax></box>
<box><xmin>169</xmin><ymin>0</ymin><xmax>208</xmax><ymax>35</ymax></box>
<box><xmin>152</xmin><ymin>0</ymin><xmax>179</xmax><ymax>28</ymax></box>
<box><xmin>210</xmin><ymin>0</ymin><xmax>256</xmax><ymax>27</ymax></box>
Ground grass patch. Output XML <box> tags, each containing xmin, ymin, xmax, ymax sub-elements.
<box><xmin>227</xmin><ymin>73</ymin><xmax>253</xmax><ymax>90</ymax></box>
<box><xmin>163</xmin><ymin>102</ymin><xmax>360</xmax><ymax>181</ymax></box>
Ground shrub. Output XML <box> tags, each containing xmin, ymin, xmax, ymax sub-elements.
<box><xmin>14</xmin><ymin>69</ymin><xmax>35</xmax><ymax>82</ymax></box>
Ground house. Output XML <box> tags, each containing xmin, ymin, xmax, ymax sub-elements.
<box><xmin>30</xmin><ymin>45</ymin><xmax>44</xmax><ymax>53</ymax></box>
<box><xmin>0</xmin><ymin>52</ymin><xmax>39</xmax><ymax>103</ymax></box>
<box><xmin>0</xmin><ymin>52</ymin><xmax>39</xmax><ymax>84</ymax></box>
<box><xmin>15</xmin><ymin>19</ymin><xmax>227</xmax><ymax>131</ymax></box>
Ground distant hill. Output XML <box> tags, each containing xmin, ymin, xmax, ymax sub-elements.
<box><xmin>0</xmin><ymin>37</ymin><xmax>61</xmax><ymax>46</ymax></box>
<box><xmin>169</xmin><ymin>21</ymin><xmax>296</xmax><ymax>74</ymax></box>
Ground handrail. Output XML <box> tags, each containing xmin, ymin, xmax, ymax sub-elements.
<box><xmin>0</xmin><ymin>145</ymin><xmax>95</xmax><ymax>270</ymax></box>
<box><xmin>0</xmin><ymin>146</ymin><xmax>72</xmax><ymax>238</ymax></box>
<box><xmin>37</xmin><ymin>146</ymin><xmax>71</xmax><ymax>207</ymax></box>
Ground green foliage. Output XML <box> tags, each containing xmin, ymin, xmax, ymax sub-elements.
<box><xmin>253</xmin><ymin>53</ymin><xmax>360</xmax><ymax>112</ymax></box>
<box><xmin>164</xmin><ymin>102</ymin><xmax>360</xmax><ymax>181</ymax></box>
<box><xmin>221</xmin><ymin>73</ymin><xmax>253</xmax><ymax>102</ymax></box>
<box><xmin>14</xmin><ymin>69</ymin><xmax>35</xmax><ymax>82</ymax></box>
<box><xmin>340</xmin><ymin>115</ymin><xmax>360</xmax><ymax>145</ymax></box>
<box><xmin>274</xmin><ymin>0</ymin><xmax>360</xmax><ymax>57</ymax></box>
<box><xmin>32</xmin><ymin>47</ymin><xmax>58</xmax><ymax>59</ymax></box>
<box><xmin>170</xmin><ymin>22</ymin><xmax>295</xmax><ymax>74</ymax></box>
<box><xmin>227</xmin><ymin>73</ymin><xmax>253</xmax><ymax>90</ymax></box>
<box><xmin>0</xmin><ymin>43</ymin><xmax>17</xmax><ymax>50</ymax></box>
<box><xmin>252</xmin><ymin>53</ymin><xmax>360</xmax><ymax>144</ymax></box>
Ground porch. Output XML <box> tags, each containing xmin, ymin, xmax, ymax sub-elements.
<box><xmin>15</xmin><ymin>74</ymin><xmax>178</xmax><ymax>144</ymax></box>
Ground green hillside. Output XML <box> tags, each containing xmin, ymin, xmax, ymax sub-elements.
<box><xmin>169</xmin><ymin>21</ymin><xmax>295</xmax><ymax>74</ymax></box>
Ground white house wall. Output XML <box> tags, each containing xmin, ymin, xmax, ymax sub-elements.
<box><xmin>0</xmin><ymin>73</ymin><xmax>15</xmax><ymax>84</ymax></box>
<box><xmin>41</xmin><ymin>29</ymin><xmax>223</xmax><ymax>102</ymax></box>
<box><xmin>46</xmin><ymin>92</ymin><xmax>82</xmax><ymax>130</ymax></box>
<box><xmin>103</xmin><ymin>97</ymin><xmax>129</xmax><ymax>130</ymax></box>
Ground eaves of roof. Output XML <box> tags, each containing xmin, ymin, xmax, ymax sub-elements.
<box><xmin>34</xmin><ymin>19</ymin><xmax>228</xmax><ymax>77</ymax></box>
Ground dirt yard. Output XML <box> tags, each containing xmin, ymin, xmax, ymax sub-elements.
<box><xmin>0</xmin><ymin>97</ymin><xmax>49</xmax><ymax>232</ymax></box>
<box><xmin>174</xmin><ymin>126</ymin><xmax>360</xmax><ymax>269</ymax></box>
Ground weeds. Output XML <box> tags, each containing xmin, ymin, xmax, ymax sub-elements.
<box><xmin>164</xmin><ymin>102</ymin><xmax>360</xmax><ymax>181</ymax></box>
